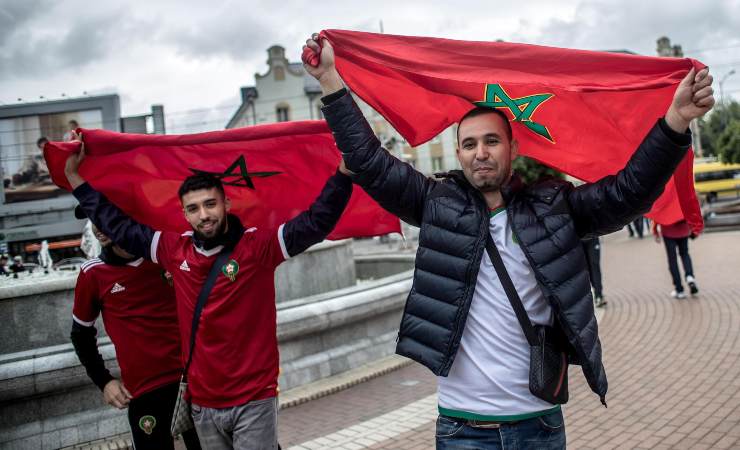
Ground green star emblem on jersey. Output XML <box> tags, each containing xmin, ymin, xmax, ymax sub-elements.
<box><xmin>474</xmin><ymin>84</ymin><xmax>555</xmax><ymax>143</ymax></box>
<box><xmin>138</xmin><ymin>415</ymin><xmax>156</xmax><ymax>435</ymax></box>
<box><xmin>222</xmin><ymin>259</ymin><xmax>239</xmax><ymax>282</ymax></box>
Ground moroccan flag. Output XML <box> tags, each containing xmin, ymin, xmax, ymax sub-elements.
<box><xmin>43</xmin><ymin>121</ymin><xmax>400</xmax><ymax>239</ymax></box>
<box><xmin>307</xmin><ymin>29</ymin><xmax>705</xmax><ymax>232</ymax></box>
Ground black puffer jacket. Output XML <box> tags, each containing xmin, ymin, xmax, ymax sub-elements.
<box><xmin>322</xmin><ymin>91</ymin><xmax>691</xmax><ymax>403</ymax></box>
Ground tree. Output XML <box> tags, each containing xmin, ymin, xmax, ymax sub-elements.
<box><xmin>699</xmin><ymin>100</ymin><xmax>740</xmax><ymax>156</ymax></box>
<box><xmin>716</xmin><ymin>119</ymin><xmax>740</xmax><ymax>164</ymax></box>
<box><xmin>512</xmin><ymin>156</ymin><xmax>564</xmax><ymax>184</ymax></box>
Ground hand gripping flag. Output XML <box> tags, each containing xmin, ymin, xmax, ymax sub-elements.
<box><xmin>304</xmin><ymin>29</ymin><xmax>705</xmax><ymax>232</ymax></box>
<box><xmin>44</xmin><ymin>120</ymin><xmax>400</xmax><ymax>239</ymax></box>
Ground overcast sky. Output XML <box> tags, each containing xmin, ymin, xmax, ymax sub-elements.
<box><xmin>1</xmin><ymin>0</ymin><xmax>739</xmax><ymax>133</ymax></box>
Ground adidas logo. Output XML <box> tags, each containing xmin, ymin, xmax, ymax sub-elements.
<box><xmin>111</xmin><ymin>283</ymin><xmax>126</xmax><ymax>294</ymax></box>
<box><xmin>179</xmin><ymin>260</ymin><xmax>190</xmax><ymax>272</ymax></box>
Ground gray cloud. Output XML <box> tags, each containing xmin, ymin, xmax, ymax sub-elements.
<box><xmin>154</xmin><ymin>6</ymin><xmax>273</xmax><ymax>62</ymax></box>
<box><xmin>2</xmin><ymin>0</ymin><xmax>739</xmax><ymax>127</ymax></box>
<box><xmin>0</xmin><ymin>6</ymin><xmax>150</xmax><ymax>79</ymax></box>
<box><xmin>521</xmin><ymin>0</ymin><xmax>740</xmax><ymax>59</ymax></box>
<box><xmin>0</xmin><ymin>0</ymin><xmax>51</xmax><ymax>43</ymax></box>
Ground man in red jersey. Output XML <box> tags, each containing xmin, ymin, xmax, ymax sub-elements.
<box><xmin>66</xmin><ymin>137</ymin><xmax>353</xmax><ymax>449</ymax></box>
<box><xmin>71</xmin><ymin>206</ymin><xmax>200</xmax><ymax>450</ymax></box>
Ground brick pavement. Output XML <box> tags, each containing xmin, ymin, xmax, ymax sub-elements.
<box><xmin>280</xmin><ymin>229</ymin><xmax>740</xmax><ymax>449</ymax></box>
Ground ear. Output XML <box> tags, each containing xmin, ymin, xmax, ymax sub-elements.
<box><xmin>510</xmin><ymin>139</ymin><xmax>519</xmax><ymax>161</ymax></box>
<box><xmin>225</xmin><ymin>197</ymin><xmax>232</xmax><ymax>212</ymax></box>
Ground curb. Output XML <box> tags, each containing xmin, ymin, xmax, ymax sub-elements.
<box><xmin>279</xmin><ymin>354</ymin><xmax>413</xmax><ymax>410</ymax></box>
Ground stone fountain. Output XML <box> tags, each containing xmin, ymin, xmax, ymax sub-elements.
<box><xmin>0</xmin><ymin>231</ymin><xmax>416</xmax><ymax>449</ymax></box>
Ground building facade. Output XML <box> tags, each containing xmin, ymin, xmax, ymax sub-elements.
<box><xmin>226</xmin><ymin>45</ymin><xmax>460</xmax><ymax>176</ymax></box>
<box><xmin>0</xmin><ymin>95</ymin><xmax>165</xmax><ymax>261</ymax></box>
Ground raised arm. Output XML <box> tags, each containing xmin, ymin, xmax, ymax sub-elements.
<box><xmin>65</xmin><ymin>141</ymin><xmax>156</xmax><ymax>259</ymax></box>
<box><xmin>568</xmin><ymin>68</ymin><xmax>714</xmax><ymax>238</ymax></box>
<box><xmin>281</xmin><ymin>169</ymin><xmax>353</xmax><ymax>257</ymax></box>
<box><xmin>303</xmin><ymin>34</ymin><xmax>433</xmax><ymax>227</ymax></box>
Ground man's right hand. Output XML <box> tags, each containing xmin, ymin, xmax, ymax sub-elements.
<box><xmin>302</xmin><ymin>33</ymin><xmax>344</xmax><ymax>97</ymax></box>
<box><xmin>64</xmin><ymin>132</ymin><xmax>86</xmax><ymax>189</ymax></box>
<box><xmin>103</xmin><ymin>379</ymin><xmax>132</xmax><ymax>409</ymax></box>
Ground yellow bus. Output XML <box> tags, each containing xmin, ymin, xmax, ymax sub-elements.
<box><xmin>694</xmin><ymin>160</ymin><xmax>740</xmax><ymax>203</ymax></box>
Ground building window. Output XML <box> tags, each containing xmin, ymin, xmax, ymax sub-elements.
<box><xmin>432</xmin><ymin>157</ymin><xmax>444</xmax><ymax>172</ymax></box>
<box><xmin>274</xmin><ymin>66</ymin><xmax>285</xmax><ymax>81</ymax></box>
<box><xmin>276</xmin><ymin>105</ymin><xmax>290</xmax><ymax>122</ymax></box>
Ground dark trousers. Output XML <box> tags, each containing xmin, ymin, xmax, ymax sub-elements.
<box><xmin>128</xmin><ymin>382</ymin><xmax>201</xmax><ymax>450</ymax></box>
<box><xmin>627</xmin><ymin>217</ymin><xmax>645</xmax><ymax>238</ymax></box>
<box><xmin>663</xmin><ymin>237</ymin><xmax>694</xmax><ymax>292</ymax></box>
<box><xmin>582</xmin><ymin>238</ymin><xmax>603</xmax><ymax>298</ymax></box>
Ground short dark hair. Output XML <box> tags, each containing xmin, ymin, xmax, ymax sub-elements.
<box><xmin>457</xmin><ymin>107</ymin><xmax>513</xmax><ymax>143</ymax></box>
<box><xmin>68</xmin><ymin>120</ymin><xmax>79</xmax><ymax>128</ymax></box>
<box><xmin>36</xmin><ymin>136</ymin><xmax>49</xmax><ymax>148</ymax></box>
<box><xmin>178</xmin><ymin>172</ymin><xmax>225</xmax><ymax>199</ymax></box>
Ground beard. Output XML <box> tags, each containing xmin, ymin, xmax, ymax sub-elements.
<box><xmin>194</xmin><ymin>217</ymin><xmax>227</xmax><ymax>241</ymax></box>
<box><xmin>466</xmin><ymin>162</ymin><xmax>509</xmax><ymax>193</ymax></box>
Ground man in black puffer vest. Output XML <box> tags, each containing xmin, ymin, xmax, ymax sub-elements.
<box><xmin>304</xmin><ymin>35</ymin><xmax>714</xmax><ymax>449</ymax></box>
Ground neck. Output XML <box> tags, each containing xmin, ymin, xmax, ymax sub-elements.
<box><xmin>482</xmin><ymin>190</ymin><xmax>504</xmax><ymax>210</ymax></box>
<box><xmin>194</xmin><ymin>214</ymin><xmax>244</xmax><ymax>250</ymax></box>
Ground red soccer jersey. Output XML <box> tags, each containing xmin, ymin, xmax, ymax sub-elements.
<box><xmin>151</xmin><ymin>225</ymin><xmax>286</xmax><ymax>408</ymax></box>
<box><xmin>660</xmin><ymin>220</ymin><xmax>691</xmax><ymax>239</ymax></box>
<box><xmin>73</xmin><ymin>258</ymin><xmax>183</xmax><ymax>398</ymax></box>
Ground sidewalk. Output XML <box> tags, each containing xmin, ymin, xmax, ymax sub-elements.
<box><xmin>280</xmin><ymin>229</ymin><xmax>740</xmax><ymax>450</ymax></box>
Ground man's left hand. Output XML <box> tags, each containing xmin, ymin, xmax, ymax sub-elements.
<box><xmin>64</xmin><ymin>132</ymin><xmax>87</xmax><ymax>189</ymax></box>
<box><xmin>665</xmin><ymin>67</ymin><xmax>715</xmax><ymax>133</ymax></box>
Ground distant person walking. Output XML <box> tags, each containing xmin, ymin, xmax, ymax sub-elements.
<box><xmin>626</xmin><ymin>216</ymin><xmax>645</xmax><ymax>238</ymax></box>
<box><xmin>582</xmin><ymin>238</ymin><xmax>606</xmax><ymax>307</ymax></box>
<box><xmin>653</xmin><ymin>220</ymin><xmax>698</xmax><ymax>299</ymax></box>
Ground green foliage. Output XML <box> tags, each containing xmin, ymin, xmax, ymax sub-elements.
<box><xmin>699</xmin><ymin>101</ymin><xmax>740</xmax><ymax>156</ymax></box>
<box><xmin>717</xmin><ymin>119</ymin><xmax>740</xmax><ymax>164</ymax></box>
<box><xmin>512</xmin><ymin>156</ymin><xmax>564</xmax><ymax>184</ymax></box>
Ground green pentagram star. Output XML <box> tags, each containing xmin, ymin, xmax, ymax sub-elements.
<box><xmin>474</xmin><ymin>84</ymin><xmax>555</xmax><ymax>142</ymax></box>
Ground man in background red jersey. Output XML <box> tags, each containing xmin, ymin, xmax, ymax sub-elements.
<box><xmin>71</xmin><ymin>206</ymin><xmax>201</xmax><ymax>450</ymax></box>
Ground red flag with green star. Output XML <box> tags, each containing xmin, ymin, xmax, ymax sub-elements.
<box><xmin>43</xmin><ymin>121</ymin><xmax>400</xmax><ymax>239</ymax></box>
<box><xmin>309</xmin><ymin>29</ymin><xmax>705</xmax><ymax>232</ymax></box>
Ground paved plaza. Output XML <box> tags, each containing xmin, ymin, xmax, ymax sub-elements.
<box><xmin>280</xmin><ymin>229</ymin><xmax>740</xmax><ymax>450</ymax></box>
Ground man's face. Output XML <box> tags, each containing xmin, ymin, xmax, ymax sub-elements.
<box><xmin>181</xmin><ymin>188</ymin><xmax>230</xmax><ymax>240</ymax></box>
<box><xmin>91</xmin><ymin>224</ymin><xmax>112</xmax><ymax>247</ymax></box>
<box><xmin>456</xmin><ymin>113</ymin><xmax>518</xmax><ymax>193</ymax></box>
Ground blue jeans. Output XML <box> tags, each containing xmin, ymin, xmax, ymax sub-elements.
<box><xmin>435</xmin><ymin>409</ymin><xmax>566</xmax><ymax>450</ymax></box>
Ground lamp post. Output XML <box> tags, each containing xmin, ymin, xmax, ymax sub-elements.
<box><xmin>719</xmin><ymin>69</ymin><xmax>736</xmax><ymax>128</ymax></box>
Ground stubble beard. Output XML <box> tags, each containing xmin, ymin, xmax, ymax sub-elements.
<box><xmin>468</xmin><ymin>167</ymin><xmax>508</xmax><ymax>194</ymax></box>
<box><xmin>194</xmin><ymin>217</ymin><xmax>227</xmax><ymax>241</ymax></box>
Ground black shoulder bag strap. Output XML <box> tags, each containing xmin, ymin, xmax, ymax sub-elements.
<box><xmin>485</xmin><ymin>232</ymin><xmax>570</xmax><ymax>404</ymax></box>
<box><xmin>182</xmin><ymin>246</ymin><xmax>234</xmax><ymax>381</ymax></box>
<box><xmin>484</xmin><ymin>233</ymin><xmax>538</xmax><ymax>346</ymax></box>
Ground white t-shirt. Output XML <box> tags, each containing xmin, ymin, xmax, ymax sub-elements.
<box><xmin>437</xmin><ymin>208</ymin><xmax>556</xmax><ymax>419</ymax></box>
